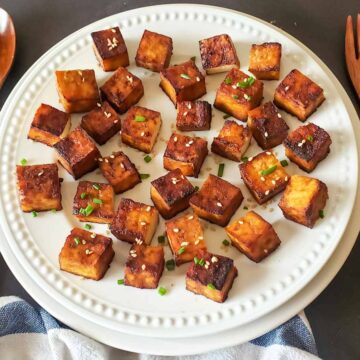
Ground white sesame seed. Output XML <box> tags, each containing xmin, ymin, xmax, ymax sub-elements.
<box><xmin>188</xmin><ymin>140</ymin><xmax>194</xmax><ymax>145</ymax></box>
<box><xmin>196</xmin><ymin>76</ymin><xmax>200</xmax><ymax>82</ymax></box>
<box><xmin>104</xmin><ymin>111</ymin><xmax>111</xmax><ymax>118</ymax></box>
<box><xmin>205</xmin><ymin>261</ymin><xmax>210</xmax><ymax>266</ymax></box>
<box><xmin>211</xmin><ymin>256</ymin><xmax>218</xmax><ymax>263</ymax></box>
<box><xmin>105</xmin><ymin>159</ymin><xmax>109</xmax><ymax>163</ymax></box>
<box><xmin>264</xmin><ymin>132</ymin><xmax>268</xmax><ymax>138</ymax></box>
<box><xmin>187</xmin><ymin>104</ymin><xmax>192</xmax><ymax>109</ymax></box>
<box><xmin>173</xmin><ymin>136</ymin><xmax>178</xmax><ymax>142</ymax></box>
<box><xmin>284</xmin><ymin>86</ymin><xmax>290</xmax><ymax>91</ymax></box>
<box><xmin>194</xmin><ymin>239</ymin><xmax>200</xmax><ymax>245</ymax></box>
<box><xmin>188</xmin><ymin>215</ymin><xmax>194</xmax><ymax>220</ymax></box>
<box><xmin>265</xmin><ymin>190</ymin><xmax>270</xmax><ymax>195</ymax></box>
<box><xmin>248</xmin><ymin>157</ymin><xmax>253</xmax><ymax>161</ymax></box>
<box><xmin>173</xmin><ymin>228</ymin><xmax>180</xmax><ymax>233</ymax></box>
<box><xmin>272</xmin><ymin>180</ymin><xmax>276</xmax><ymax>185</ymax></box>
<box><xmin>285</xmin><ymin>176</ymin><xmax>289</xmax><ymax>181</ymax></box>
<box><xmin>120</xmin><ymin>162</ymin><xmax>125</xmax><ymax>169</ymax></box>
<box><xmin>260</xmin><ymin>176</ymin><xmax>265</xmax><ymax>181</ymax></box>
<box><xmin>141</xmin><ymin>132</ymin><xmax>145</xmax><ymax>136</ymax></box>
<box><xmin>98</xmin><ymin>158</ymin><xmax>103</xmax><ymax>162</ymax></box>
<box><xmin>140</xmin><ymin>221</ymin><xmax>146</xmax><ymax>226</ymax></box>
<box><xmin>114</xmin><ymin>119</ymin><xmax>119</xmax><ymax>124</ymax></box>
<box><xmin>232</xmin><ymin>85</ymin><xmax>237</xmax><ymax>89</ymax></box>
<box><xmin>198</xmin><ymin>236</ymin><xmax>204</xmax><ymax>240</ymax></box>
<box><xmin>90</xmin><ymin>233</ymin><xmax>96</xmax><ymax>239</ymax></box>
<box><xmin>126</xmin><ymin>75</ymin><xmax>133</xmax><ymax>84</ymax></box>
<box><xmin>38</xmin><ymin>171</ymin><xmax>44</xmax><ymax>176</ymax></box>
<box><xmin>78</xmin><ymin>70</ymin><xmax>82</xmax><ymax>76</ymax></box>
<box><xmin>277</xmin><ymin>113</ymin><xmax>282</xmax><ymax>118</ymax></box>
<box><xmin>183</xmin><ymin>112</ymin><xmax>188</xmax><ymax>116</ymax></box>
<box><xmin>266</xmin><ymin>151</ymin><xmax>271</xmax><ymax>155</ymax></box>
<box><xmin>204</xmin><ymin>264</ymin><xmax>209</xmax><ymax>269</ymax></box>
<box><xmin>97</xmin><ymin>102</ymin><xmax>101</xmax><ymax>107</ymax></box>
<box><xmin>181</xmin><ymin>241</ymin><xmax>189</xmax><ymax>246</ymax></box>
<box><xmin>141</xmin><ymin>264</ymin><xmax>146</xmax><ymax>270</ymax></box>
<box><xmin>131</xmin><ymin>253</ymin><xmax>137</xmax><ymax>257</ymax></box>
<box><xmin>239</xmin><ymin>220</ymin><xmax>244</xmax><ymax>224</ymax></box>
<box><xmin>146</xmin><ymin>206</ymin><xmax>151</xmax><ymax>212</ymax></box>
<box><xmin>111</xmin><ymin>28</ymin><xmax>116</xmax><ymax>33</ymax></box>
<box><xmin>135</xmin><ymin>238</ymin><xmax>143</xmax><ymax>245</ymax></box>
<box><xmin>110</xmin><ymin>155</ymin><xmax>115</xmax><ymax>159</ymax></box>
<box><xmin>85</xmin><ymin>249</ymin><xmax>93</xmax><ymax>255</ymax></box>
<box><xmin>244</xmin><ymin>94</ymin><xmax>251</xmax><ymax>100</ymax></box>
<box><xmin>82</xmin><ymin>240</ymin><xmax>87</xmax><ymax>245</ymax></box>
<box><xmin>264</xmin><ymin>249</ymin><xmax>269</xmax><ymax>253</ymax></box>
<box><xmin>217</xmin><ymin>202</ymin><xmax>222</xmax><ymax>207</ymax></box>
<box><xmin>130</xmin><ymin>249</ymin><xmax>136</xmax><ymax>254</ymax></box>
<box><xmin>185</xmin><ymin>143</ymin><xmax>190</xmax><ymax>147</ymax></box>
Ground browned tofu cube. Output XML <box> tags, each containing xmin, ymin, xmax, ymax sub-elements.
<box><xmin>28</xmin><ymin>104</ymin><xmax>71</xmax><ymax>146</ymax></box>
<box><xmin>283</xmin><ymin>123</ymin><xmax>332</xmax><ymax>172</ymax></box>
<box><xmin>248</xmin><ymin>42</ymin><xmax>282</xmax><ymax>80</ymax></box>
<box><xmin>100</xmin><ymin>67</ymin><xmax>144</xmax><ymax>114</ymax></box>
<box><xmin>54</xmin><ymin>127</ymin><xmax>101</xmax><ymax>179</ymax></box>
<box><xmin>214</xmin><ymin>69</ymin><xmax>264</xmax><ymax>121</ymax></box>
<box><xmin>211</xmin><ymin>120</ymin><xmax>252</xmax><ymax>162</ymax></box>
<box><xmin>189</xmin><ymin>174</ymin><xmax>243</xmax><ymax>226</ymax></box>
<box><xmin>163</xmin><ymin>133</ymin><xmax>208</xmax><ymax>178</ymax></box>
<box><xmin>176</xmin><ymin>100</ymin><xmax>212</xmax><ymax>131</ymax></box>
<box><xmin>159</xmin><ymin>60</ymin><xmax>206</xmax><ymax>106</ymax></box>
<box><xmin>135</xmin><ymin>29</ymin><xmax>173</xmax><ymax>72</ymax></box>
<box><xmin>247</xmin><ymin>102</ymin><xmax>289</xmax><ymax>150</ymax></box>
<box><xmin>274</xmin><ymin>69</ymin><xmax>325</xmax><ymax>121</ymax></box>
<box><xmin>16</xmin><ymin>163</ymin><xmax>62</xmax><ymax>212</ymax></box>
<box><xmin>121</xmin><ymin>106</ymin><xmax>162</xmax><ymax>153</ymax></box>
<box><xmin>98</xmin><ymin>151</ymin><xmax>140</xmax><ymax>194</ymax></box>
<box><xmin>279</xmin><ymin>175</ymin><xmax>328</xmax><ymax>228</ymax></box>
<box><xmin>225</xmin><ymin>211</ymin><xmax>281</xmax><ymax>263</ymax></box>
<box><xmin>239</xmin><ymin>150</ymin><xmax>289</xmax><ymax>204</ymax></box>
<box><xmin>55</xmin><ymin>70</ymin><xmax>100</xmax><ymax>113</ymax></box>
<box><xmin>110</xmin><ymin>198</ymin><xmax>159</xmax><ymax>245</ymax></box>
<box><xmin>91</xmin><ymin>27</ymin><xmax>129</xmax><ymax>71</ymax></box>
<box><xmin>59</xmin><ymin>228</ymin><xmax>114</xmax><ymax>280</ymax></box>
<box><xmin>186</xmin><ymin>251</ymin><xmax>238</xmax><ymax>303</ymax></box>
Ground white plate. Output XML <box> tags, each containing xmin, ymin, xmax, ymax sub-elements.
<box><xmin>0</xmin><ymin>4</ymin><xmax>358</xmax><ymax>339</ymax></box>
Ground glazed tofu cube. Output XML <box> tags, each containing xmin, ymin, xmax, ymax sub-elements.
<box><xmin>55</xmin><ymin>70</ymin><xmax>100</xmax><ymax>113</ymax></box>
<box><xmin>121</xmin><ymin>106</ymin><xmax>162</xmax><ymax>153</ymax></box>
<box><xmin>135</xmin><ymin>29</ymin><xmax>173</xmax><ymax>72</ymax></box>
<box><xmin>110</xmin><ymin>198</ymin><xmax>159</xmax><ymax>245</ymax></box>
<box><xmin>16</xmin><ymin>163</ymin><xmax>62</xmax><ymax>212</ymax></box>
<box><xmin>59</xmin><ymin>228</ymin><xmax>114</xmax><ymax>280</ymax></box>
<box><xmin>274</xmin><ymin>69</ymin><xmax>325</xmax><ymax>121</ymax></box>
<box><xmin>159</xmin><ymin>60</ymin><xmax>206</xmax><ymax>105</ymax></box>
<box><xmin>279</xmin><ymin>174</ymin><xmax>328</xmax><ymax>228</ymax></box>
<box><xmin>100</xmin><ymin>67</ymin><xmax>144</xmax><ymax>114</ymax></box>
<box><xmin>239</xmin><ymin>150</ymin><xmax>289</xmax><ymax>204</ymax></box>
<box><xmin>98</xmin><ymin>151</ymin><xmax>140</xmax><ymax>194</ymax></box>
<box><xmin>54</xmin><ymin>127</ymin><xmax>101</xmax><ymax>179</ymax></box>
<box><xmin>163</xmin><ymin>133</ymin><xmax>208</xmax><ymax>177</ymax></box>
<box><xmin>214</xmin><ymin>69</ymin><xmax>264</xmax><ymax>121</ymax></box>
<box><xmin>189</xmin><ymin>174</ymin><xmax>243</xmax><ymax>226</ymax></box>
<box><xmin>283</xmin><ymin>123</ymin><xmax>332</xmax><ymax>172</ymax></box>
<box><xmin>186</xmin><ymin>251</ymin><xmax>238</xmax><ymax>303</ymax></box>
<box><xmin>91</xmin><ymin>27</ymin><xmax>129</xmax><ymax>71</ymax></box>
<box><xmin>247</xmin><ymin>102</ymin><xmax>289</xmax><ymax>150</ymax></box>
<box><xmin>124</xmin><ymin>244</ymin><xmax>164</xmax><ymax>289</ymax></box>
<box><xmin>225</xmin><ymin>211</ymin><xmax>281</xmax><ymax>263</ymax></box>
<box><xmin>176</xmin><ymin>100</ymin><xmax>212</xmax><ymax>131</ymax></box>
<box><xmin>211</xmin><ymin>120</ymin><xmax>252</xmax><ymax>162</ymax></box>
<box><xmin>28</xmin><ymin>104</ymin><xmax>71</xmax><ymax>146</ymax></box>
<box><xmin>248</xmin><ymin>42</ymin><xmax>282</xmax><ymax>80</ymax></box>
<box><xmin>150</xmin><ymin>168</ymin><xmax>195</xmax><ymax>219</ymax></box>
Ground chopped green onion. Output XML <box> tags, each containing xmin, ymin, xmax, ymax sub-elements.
<box><xmin>237</xmin><ymin>76</ymin><xmax>255</xmax><ymax>89</ymax></box>
<box><xmin>93</xmin><ymin>198</ymin><xmax>103</xmax><ymax>205</ymax></box>
<box><xmin>194</xmin><ymin>257</ymin><xmax>200</xmax><ymax>264</ymax></box>
<box><xmin>144</xmin><ymin>155</ymin><xmax>152</xmax><ymax>163</ymax></box>
<box><xmin>158</xmin><ymin>287</ymin><xmax>167</xmax><ymax>296</ymax></box>
<box><xmin>207</xmin><ymin>283</ymin><xmax>216</xmax><ymax>290</ymax></box>
<box><xmin>140</xmin><ymin>173</ymin><xmax>150</xmax><ymax>180</ymax></box>
<box><xmin>74</xmin><ymin>237</ymin><xmax>80</xmax><ymax>245</ymax></box>
<box><xmin>117</xmin><ymin>279</ymin><xmax>124</xmax><ymax>285</ymax></box>
<box><xmin>84</xmin><ymin>224</ymin><xmax>92</xmax><ymax>230</ymax></box>
<box><xmin>280</xmin><ymin>160</ymin><xmax>289</xmax><ymax>167</ymax></box>
<box><xmin>180</xmin><ymin>73</ymin><xmax>191</xmax><ymax>80</ymax></box>
<box><xmin>190</xmin><ymin>56</ymin><xmax>196</xmax><ymax>62</ymax></box>
<box><xmin>178</xmin><ymin>246</ymin><xmax>186</xmax><ymax>255</ymax></box>
<box><xmin>244</xmin><ymin>94</ymin><xmax>252</xmax><ymax>101</ymax></box>
<box><xmin>222</xmin><ymin>239</ymin><xmax>230</xmax><ymax>246</ymax></box>
<box><xmin>135</xmin><ymin>115</ymin><xmax>146</xmax><ymax>122</ymax></box>
<box><xmin>241</xmin><ymin>156</ymin><xmax>248</xmax><ymax>163</ymax></box>
<box><xmin>80</xmin><ymin>192</ymin><xmax>87</xmax><ymax>199</ymax></box>
<box><xmin>158</xmin><ymin>235</ymin><xmax>166</xmax><ymax>244</ymax></box>
<box><xmin>80</xmin><ymin>204</ymin><xmax>94</xmax><ymax>217</ymax></box>
<box><xmin>232</xmin><ymin>95</ymin><xmax>239</xmax><ymax>99</ymax></box>
<box><xmin>217</xmin><ymin>163</ymin><xmax>225</xmax><ymax>177</ymax></box>
<box><xmin>243</xmin><ymin>206</ymin><xmax>249</xmax><ymax>210</ymax></box>
<box><xmin>51</xmin><ymin>209</ymin><xmax>57</xmax><ymax>213</ymax></box>
<box><xmin>198</xmin><ymin>258</ymin><xmax>205</xmax><ymax>266</ymax></box>
<box><xmin>224</xmin><ymin>77</ymin><xmax>232</xmax><ymax>85</ymax></box>
<box><xmin>319</xmin><ymin>210</ymin><xmax>325</xmax><ymax>218</ymax></box>
<box><xmin>92</xmin><ymin>184</ymin><xmax>100</xmax><ymax>190</ymax></box>
<box><xmin>194</xmin><ymin>186</ymin><xmax>199</xmax><ymax>192</ymax></box>
<box><xmin>260</xmin><ymin>165</ymin><xmax>277</xmax><ymax>176</ymax></box>
<box><xmin>165</xmin><ymin>259</ymin><xmax>175</xmax><ymax>271</ymax></box>
<box><xmin>20</xmin><ymin>158</ymin><xmax>28</xmax><ymax>166</ymax></box>
<box><xmin>306</xmin><ymin>135</ymin><xmax>314</xmax><ymax>142</ymax></box>
<box><xmin>31</xmin><ymin>211</ymin><xmax>38</xmax><ymax>218</ymax></box>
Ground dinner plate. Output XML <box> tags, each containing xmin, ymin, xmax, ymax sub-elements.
<box><xmin>0</xmin><ymin>4</ymin><xmax>358</xmax><ymax>339</ymax></box>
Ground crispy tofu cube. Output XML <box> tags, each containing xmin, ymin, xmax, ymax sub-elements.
<box><xmin>159</xmin><ymin>60</ymin><xmax>206</xmax><ymax>106</ymax></box>
<box><xmin>91</xmin><ymin>27</ymin><xmax>129</xmax><ymax>71</ymax></box>
<box><xmin>124</xmin><ymin>244</ymin><xmax>164</xmax><ymax>289</ymax></box>
<box><xmin>225</xmin><ymin>211</ymin><xmax>281</xmax><ymax>263</ymax></box>
<box><xmin>199</xmin><ymin>34</ymin><xmax>240</xmax><ymax>74</ymax></box>
<box><xmin>163</xmin><ymin>133</ymin><xmax>208</xmax><ymax>177</ymax></box>
<box><xmin>248</xmin><ymin>42</ymin><xmax>282</xmax><ymax>80</ymax></box>
<box><xmin>28</xmin><ymin>104</ymin><xmax>71</xmax><ymax>146</ymax></box>
<box><xmin>247</xmin><ymin>102</ymin><xmax>289</xmax><ymax>150</ymax></box>
<box><xmin>211</xmin><ymin>120</ymin><xmax>252</xmax><ymax>162</ymax></box>
<box><xmin>150</xmin><ymin>168</ymin><xmax>195</xmax><ymax>219</ymax></box>
<box><xmin>274</xmin><ymin>69</ymin><xmax>325</xmax><ymax>121</ymax></box>
<box><xmin>176</xmin><ymin>100</ymin><xmax>212</xmax><ymax>131</ymax></box>
<box><xmin>214</xmin><ymin>69</ymin><xmax>264</xmax><ymax>121</ymax></box>
<box><xmin>186</xmin><ymin>251</ymin><xmax>238</xmax><ymax>303</ymax></box>
<box><xmin>135</xmin><ymin>29</ymin><xmax>173</xmax><ymax>72</ymax></box>
<box><xmin>100</xmin><ymin>67</ymin><xmax>144</xmax><ymax>114</ymax></box>
<box><xmin>55</xmin><ymin>70</ymin><xmax>100</xmax><ymax>113</ymax></box>
<box><xmin>283</xmin><ymin>123</ymin><xmax>332</xmax><ymax>172</ymax></box>
<box><xmin>54</xmin><ymin>127</ymin><xmax>101</xmax><ymax>179</ymax></box>
<box><xmin>16</xmin><ymin>163</ymin><xmax>62</xmax><ymax>212</ymax></box>
<box><xmin>59</xmin><ymin>228</ymin><xmax>114</xmax><ymax>280</ymax></box>
<box><xmin>110</xmin><ymin>198</ymin><xmax>159</xmax><ymax>245</ymax></box>
<box><xmin>189</xmin><ymin>174</ymin><xmax>243</xmax><ymax>226</ymax></box>
<box><xmin>279</xmin><ymin>175</ymin><xmax>328</xmax><ymax>228</ymax></box>
<box><xmin>98</xmin><ymin>151</ymin><xmax>140</xmax><ymax>194</ymax></box>
<box><xmin>121</xmin><ymin>106</ymin><xmax>162</xmax><ymax>153</ymax></box>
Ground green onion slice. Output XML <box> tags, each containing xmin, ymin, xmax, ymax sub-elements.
<box><xmin>217</xmin><ymin>163</ymin><xmax>225</xmax><ymax>177</ymax></box>
<box><xmin>117</xmin><ymin>279</ymin><xmax>124</xmax><ymax>285</ymax></box>
<box><xmin>260</xmin><ymin>165</ymin><xmax>277</xmax><ymax>176</ymax></box>
<box><xmin>92</xmin><ymin>184</ymin><xmax>100</xmax><ymax>190</ymax></box>
<box><xmin>165</xmin><ymin>259</ymin><xmax>175</xmax><ymax>271</ymax></box>
<box><xmin>20</xmin><ymin>158</ymin><xmax>28</xmax><ymax>166</ymax></box>
<box><xmin>158</xmin><ymin>287</ymin><xmax>167</xmax><ymax>296</ymax></box>
<box><xmin>144</xmin><ymin>155</ymin><xmax>152</xmax><ymax>163</ymax></box>
<box><xmin>84</xmin><ymin>224</ymin><xmax>92</xmax><ymax>230</ymax></box>
<box><xmin>207</xmin><ymin>283</ymin><xmax>216</xmax><ymax>289</ymax></box>
<box><xmin>158</xmin><ymin>235</ymin><xmax>166</xmax><ymax>244</ymax></box>
<box><xmin>280</xmin><ymin>160</ymin><xmax>289</xmax><ymax>167</ymax></box>
<box><xmin>93</xmin><ymin>198</ymin><xmax>103</xmax><ymax>205</ymax></box>
<box><xmin>178</xmin><ymin>247</ymin><xmax>186</xmax><ymax>255</ymax></box>
<box><xmin>140</xmin><ymin>173</ymin><xmax>150</xmax><ymax>180</ymax></box>
<box><xmin>135</xmin><ymin>115</ymin><xmax>146</xmax><ymax>122</ymax></box>
<box><xmin>222</xmin><ymin>239</ymin><xmax>230</xmax><ymax>246</ymax></box>
<box><xmin>80</xmin><ymin>192</ymin><xmax>87</xmax><ymax>199</ymax></box>
<box><xmin>180</xmin><ymin>73</ymin><xmax>191</xmax><ymax>80</ymax></box>
<box><xmin>224</xmin><ymin>77</ymin><xmax>232</xmax><ymax>85</ymax></box>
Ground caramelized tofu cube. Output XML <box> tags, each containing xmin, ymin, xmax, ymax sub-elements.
<box><xmin>225</xmin><ymin>211</ymin><xmax>281</xmax><ymax>262</ymax></box>
<box><xmin>274</xmin><ymin>69</ymin><xmax>325</xmax><ymax>121</ymax></box>
<box><xmin>55</xmin><ymin>70</ymin><xmax>100</xmax><ymax>113</ymax></box>
<box><xmin>135</xmin><ymin>29</ymin><xmax>173</xmax><ymax>72</ymax></box>
<box><xmin>279</xmin><ymin>174</ymin><xmax>328</xmax><ymax>228</ymax></box>
<box><xmin>159</xmin><ymin>60</ymin><xmax>206</xmax><ymax>105</ymax></box>
<box><xmin>211</xmin><ymin>120</ymin><xmax>252</xmax><ymax>162</ymax></box>
<box><xmin>16</xmin><ymin>163</ymin><xmax>62</xmax><ymax>212</ymax></box>
<box><xmin>59</xmin><ymin>228</ymin><xmax>114</xmax><ymax>280</ymax></box>
<box><xmin>283</xmin><ymin>123</ymin><xmax>332</xmax><ymax>172</ymax></box>
<box><xmin>100</xmin><ymin>67</ymin><xmax>144</xmax><ymax>114</ymax></box>
<box><xmin>214</xmin><ymin>69</ymin><xmax>264</xmax><ymax>121</ymax></box>
<box><xmin>247</xmin><ymin>102</ymin><xmax>289</xmax><ymax>150</ymax></box>
<box><xmin>121</xmin><ymin>106</ymin><xmax>162</xmax><ymax>153</ymax></box>
<box><xmin>176</xmin><ymin>100</ymin><xmax>212</xmax><ymax>131</ymax></box>
<box><xmin>189</xmin><ymin>174</ymin><xmax>243</xmax><ymax>226</ymax></box>
<box><xmin>54</xmin><ymin>127</ymin><xmax>101</xmax><ymax>179</ymax></box>
<box><xmin>163</xmin><ymin>133</ymin><xmax>208</xmax><ymax>177</ymax></box>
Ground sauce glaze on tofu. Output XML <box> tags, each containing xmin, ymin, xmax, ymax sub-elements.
<box><xmin>176</xmin><ymin>100</ymin><xmax>212</xmax><ymax>131</ymax></box>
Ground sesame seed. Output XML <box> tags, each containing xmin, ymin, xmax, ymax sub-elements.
<box><xmin>284</xmin><ymin>86</ymin><xmax>290</xmax><ymax>91</ymax></box>
<box><xmin>188</xmin><ymin>215</ymin><xmax>194</xmax><ymax>220</ymax></box>
<box><xmin>38</xmin><ymin>171</ymin><xmax>44</xmax><ymax>176</ymax></box>
<box><xmin>111</xmin><ymin>28</ymin><xmax>116</xmax><ymax>33</ymax></box>
<box><xmin>135</xmin><ymin>238</ymin><xmax>143</xmax><ymax>245</ymax></box>
<box><xmin>194</xmin><ymin>239</ymin><xmax>200</xmax><ymax>245</ymax></box>
<box><xmin>120</xmin><ymin>163</ymin><xmax>125</xmax><ymax>169</ymax></box>
<box><xmin>264</xmin><ymin>249</ymin><xmax>269</xmax><ymax>253</ymax></box>
<box><xmin>248</xmin><ymin>157</ymin><xmax>253</xmax><ymax>161</ymax></box>
<box><xmin>78</xmin><ymin>70</ymin><xmax>82</xmax><ymax>76</ymax></box>
<box><xmin>285</xmin><ymin>176</ymin><xmax>289</xmax><ymax>181</ymax></box>
<box><xmin>198</xmin><ymin>236</ymin><xmax>204</xmax><ymax>240</ymax></box>
<box><xmin>183</xmin><ymin>112</ymin><xmax>188</xmax><ymax>116</ymax></box>
<box><xmin>110</xmin><ymin>155</ymin><xmax>115</xmax><ymax>159</ymax></box>
<box><xmin>104</xmin><ymin>111</ymin><xmax>111</xmax><ymax>118</ymax></box>
<box><xmin>266</xmin><ymin>152</ymin><xmax>271</xmax><ymax>155</ymax></box>
<box><xmin>131</xmin><ymin>253</ymin><xmax>137</xmax><ymax>258</ymax></box>
<box><xmin>187</xmin><ymin>104</ymin><xmax>192</xmax><ymax>109</ymax></box>
<box><xmin>146</xmin><ymin>206</ymin><xmax>151</xmax><ymax>212</ymax></box>
<box><xmin>264</xmin><ymin>132</ymin><xmax>268</xmax><ymax>138</ymax></box>
<box><xmin>272</xmin><ymin>180</ymin><xmax>276</xmax><ymax>185</ymax></box>
<box><xmin>232</xmin><ymin>85</ymin><xmax>237</xmax><ymax>89</ymax></box>
<box><xmin>114</xmin><ymin>119</ymin><xmax>119</xmax><ymax>124</ymax></box>
<box><xmin>141</xmin><ymin>132</ymin><xmax>145</xmax><ymax>136</ymax></box>
<box><xmin>217</xmin><ymin>202</ymin><xmax>222</xmax><ymax>207</ymax></box>
<box><xmin>173</xmin><ymin>136</ymin><xmax>178</xmax><ymax>142</ymax></box>
<box><xmin>126</xmin><ymin>75</ymin><xmax>133</xmax><ymax>84</ymax></box>
<box><xmin>140</xmin><ymin>221</ymin><xmax>146</xmax><ymax>226</ymax></box>
<box><xmin>98</xmin><ymin>158</ymin><xmax>103</xmax><ymax>162</ymax></box>
<box><xmin>188</xmin><ymin>140</ymin><xmax>194</xmax><ymax>145</ymax></box>
<box><xmin>185</xmin><ymin>143</ymin><xmax>190</xmax><ymax>147</ymax></box>
<box><xmin>90</xmin><ymin>233</ymin><xmax>96</xmax><ymax>239</ymax></box>
<box><xmin>277</xmin><ymin>113</ymin><xmax>282</xmax><ymax>118</ymax></box>
<box><xmin>211</xmin><ymin>256</ymin><xmax>218</xmax><ymax>263</ymax></box>
<box><xmin>173</xmin><ymin>228</ymin><xmax>180</xmax><ymax>233</ymax></box>
<box><xmin>130</xmin><ymin>249</ymin><xmax>136</xmax><ymax>254</ymax></box>
<box><xmin>181</xmin><ymin>241</ymin><xmax>189</xmax><ymax>246</ymax></box>
<box><xmin>97</xmin><ymin>103</ymin><xmax>101</xmax><ymax>107</ymax></box>
<box><xmin>265</xmin><ymin>190</ymin><xmax>270</xmax><ymax>195</ymax></box>
<box><xmin>205</xmin><ymin>261</ymin><xmax>210</xmax><ymax>266</ymax></box>
<box><xmin>196</xmin><ymin>76</ymin><xmax>200</xmax><ymax>82</ymax></box>
<box><xmin>204</xmin><ymin>264</ymin><xmax>209</xmax><ymax>269</ymax></box>
<box><xmin>261</xmin><ymin>176</ymin><xmax>265</xmax><ymax>181</ymax></box>
<box><xmin>239</xmin><ymin>220</ymin><xmax>244</xmax><ymax>224</ymax></box>
<box><xmin>105</xmin><ymin>159</ymin><xmax>109</xmax><ymax>163</ymax></box>
<box><xmin>141</xmin><ymin>264</ymin><xmax>146</xmax><ymax>270</ymax></box>
<box><xmin>82</xmin><ymin>240</ymin><xmax>87</xmax><ymax>245</ymax></box>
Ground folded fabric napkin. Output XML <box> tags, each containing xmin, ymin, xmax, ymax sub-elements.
<box><xmin>0</xmin><ymin>296</ymin><xmax>319</xmax><ymax>360</ymax></box>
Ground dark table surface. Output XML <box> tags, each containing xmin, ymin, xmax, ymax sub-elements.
<box><xmin>0</xmin><ymin>1</ymin><xmax>359</xmax><ymax>359</ymax></box>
